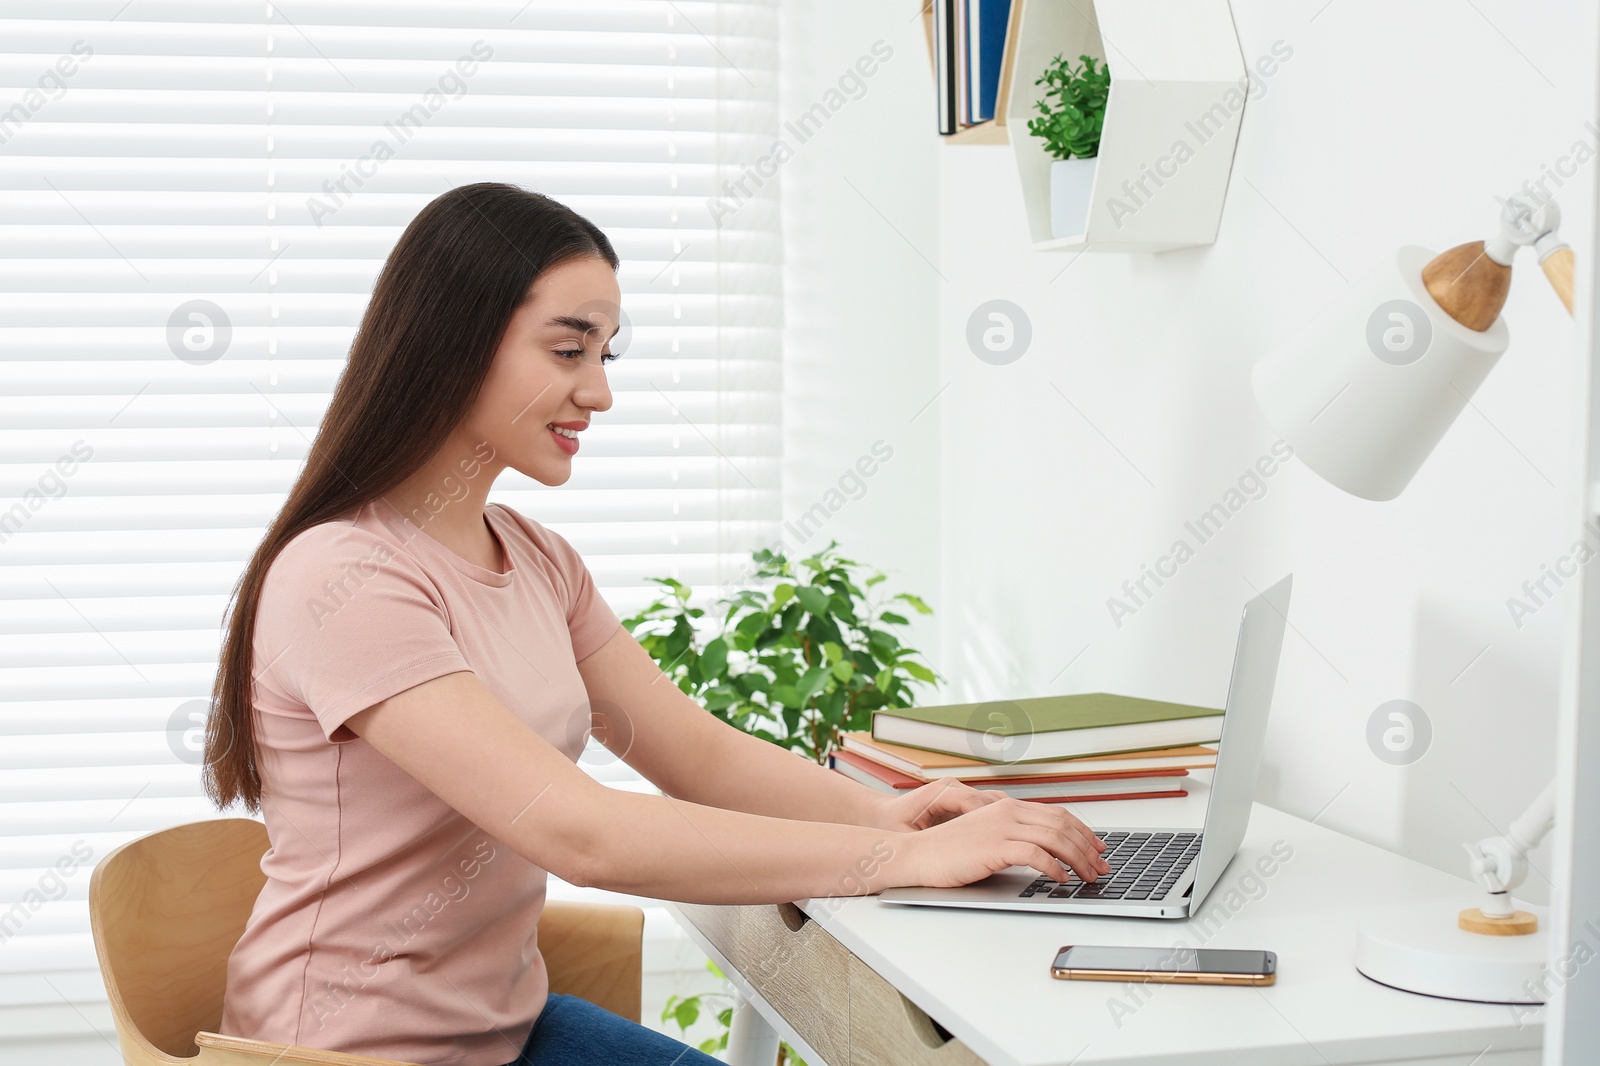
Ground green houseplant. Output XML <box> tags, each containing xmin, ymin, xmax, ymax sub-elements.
<box><xmin>660</xmin><ymin>958</ymin><xmax>738</xmax><ymax>1060</ymax></box>
<box><xmin>631</xmin><ymin>540</ymin><xmax>942</xmax><ymax>1063</ymax></box>
<box><xmin>621</xmin><ymin>539</ymin><xmax>941</xmax><ymax>765</ymax></box>
<box><xmin>1026</xmin><ymin>52</ymin><xmax>1111</xmax><ymax>239</ymax></box>
<box><xmin>661</xmin><ymin>958</ymin><xmax>818</xmax><ymax>1065</ymax></box>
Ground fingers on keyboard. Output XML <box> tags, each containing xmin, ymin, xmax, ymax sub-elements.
<box><xmin>1018</xmin><ymin>831</ymin><xmax>1201</xmax><ymax>900</ymax></box>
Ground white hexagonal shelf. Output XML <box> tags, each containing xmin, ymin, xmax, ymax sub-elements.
<box><xmin>1005</xmin><ymin>0</ymin><xmax>1248</xmax><ymax>252</ymax></box>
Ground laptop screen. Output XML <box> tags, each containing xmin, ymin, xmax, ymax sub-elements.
<box><xmin>1184</xmin><ymin>575</ymin><xmax>1292</xmax><ymax>911</ymax></box>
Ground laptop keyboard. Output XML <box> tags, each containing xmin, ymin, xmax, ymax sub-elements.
<box><xmin>1017</xmin><ymin>830</ymin><xmax>1201</xmax><ymax>901</ymax></box>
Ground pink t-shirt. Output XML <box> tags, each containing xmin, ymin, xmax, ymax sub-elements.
<box><xmin>218</xmin><ymin>495</ymin><xmax>621</xmax><ymax>1066</ymax></box>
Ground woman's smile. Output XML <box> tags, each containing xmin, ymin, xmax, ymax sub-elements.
<box><xmin>548</xmin><ymin>420</ymin><xmax>587</xmax><ymax>456</ymax></box>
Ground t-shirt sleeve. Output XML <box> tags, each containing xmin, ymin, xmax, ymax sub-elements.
<box><xmin>253</xmin><ymin>524</ymin><xmax>472</xmax><ymax>744</ymax></box>
<box><xmin>516</xmin><ymin>512</ymin><xmax>621</xmax><ymax>662</ymax></box>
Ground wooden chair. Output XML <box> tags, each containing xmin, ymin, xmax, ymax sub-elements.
<box><xmin>89</xmin><ymin>818</ymin><xmax>645</xmax><ymax>1066</ymax></box>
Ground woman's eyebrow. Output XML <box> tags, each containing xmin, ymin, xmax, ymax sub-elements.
<box><xmin>545</xmin><ymin>315</ymin><xmax>621</xmax><ymax>339</ymax></box>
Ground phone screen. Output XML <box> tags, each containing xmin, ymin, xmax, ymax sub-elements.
<box><xmin>1054</xmin><ymin>945</ymin><xmax>1274</xmax><ymax>975</ymax></box>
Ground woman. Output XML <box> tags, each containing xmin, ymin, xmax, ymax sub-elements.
<box><xmin>205</xmin><ymin>183</ymin><xmax>1108</xmax><ymax>1066</ymax></box>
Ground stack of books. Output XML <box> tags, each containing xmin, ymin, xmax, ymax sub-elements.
<box><xmin>831</xmin><ymin>693</ymin><xmax>1221</xmax><ymax>803</ymax></box>
<box><xmin>932</xmin><ymin>0</ymin><xmax>1015</xmax><ymax>135</ymax></box>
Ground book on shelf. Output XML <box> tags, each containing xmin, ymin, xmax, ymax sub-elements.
<box><xmin>839</xmin><ymin>731</ymin><xmax>1216</xmax><ymax>781</ymax></box>
<box><xmin>871</xmin><ymin>692</ymin><xmax>1225</xmax><ymax>763</ymax></box>
<box><xmin>933</xmin><ymin>0</ymin><xmax>957</xmax><ymax>134</ymax></box>
<box><xmin>830</xmin><ymin>749</ymin><xmax>1188</xmax><ymax>802</ymax></box>
<box><xmin>955</xmin><ymin>0</ymin><xmax>967</xmax><ymax>125</ymax></box>
<box><xmin>931</xmin><ymin>0</ymin><xmax>1012</xmax><ymax>133</ymax></box>
<box><xmin>968</xmin><ymin>0</ymin><xmax>1011</xmax><ymax>123</ymax></box>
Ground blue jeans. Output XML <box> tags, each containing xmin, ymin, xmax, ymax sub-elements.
<box><xmin>499</xmin><ymin>993</ymin><xmax>723</xmax><ymax>1066</ymax></box>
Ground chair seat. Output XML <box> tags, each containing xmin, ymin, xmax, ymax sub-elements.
<box><xmin>89</xmin><ymin>818</ymin><xmax>644</xmax><ymax>1065</ymax></box>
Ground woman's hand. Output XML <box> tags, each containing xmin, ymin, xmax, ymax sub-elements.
<box><xmin>898</xmin><ymin>795</ymin><xmax>1110</xmax><ymax>888</ymax></box>
<box><xmin>870</xmin><ymin>778</ymin><xmax>1009</xmax><ymax>832</ymax></box>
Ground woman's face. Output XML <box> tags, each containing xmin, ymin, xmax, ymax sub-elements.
<box><xmin>468</xmin><ymin>255</ymin><xmax>620</xmax><ymax>487</ymax></box>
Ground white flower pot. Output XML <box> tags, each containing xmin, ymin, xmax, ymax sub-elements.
<box><xmin>1050</xmin><ymin>156</ymin><xmax>1097</xmax><ymax>239</ymax></box>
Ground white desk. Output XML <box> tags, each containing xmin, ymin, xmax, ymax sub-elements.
<box><xmin>667</xmin><ymin>777</ymin><xmax>1547</xmax><ymax>1066</ymax></box>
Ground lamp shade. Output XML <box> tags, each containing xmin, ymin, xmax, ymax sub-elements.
<box><xmin>1251</xmin><ymin>246</ymin><xmax>1511</xmax><ymax>501</ymax></box>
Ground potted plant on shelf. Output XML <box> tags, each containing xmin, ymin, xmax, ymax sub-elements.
<box><xmin>1026</xmin><ymin>53</ymin><xmax>1111</xmax><ymax>239</ymax></box>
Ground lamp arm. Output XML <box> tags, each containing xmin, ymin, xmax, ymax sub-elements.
<box><xmin>1534</xmin><ymin>235</ymin><xmax>1575</xmax><ymax>315</ymax></box>
<box><xmin>1508</xmin><ymin>779</ymin><xmax>1557</xmax><ymax>853</ymax></box>
<box><xmin>1502</xmin><ymin>195</ymin><xmax>1576</xmax><ymax>315</ymax></box>
<box><xmin>1460</xmin><ymin>781</ymin><xmax>1556</xmax><ymax>917</ymax></box>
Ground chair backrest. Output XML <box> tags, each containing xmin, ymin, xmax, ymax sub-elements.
<box><xmin>89</xmin><ymin>818</ymin><xmax>269</xmax><ymax>1061</ymax></box>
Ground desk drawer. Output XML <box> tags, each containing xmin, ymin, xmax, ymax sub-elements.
<box><xmin>846</xmin><ymin>953</ymin><xmax>986</xmax><ymax>1066</ymax></box>
<box><xmin>675</xmin><ymin>901</ymin><xmax>849</xmax><ymax>1066</ymax></box>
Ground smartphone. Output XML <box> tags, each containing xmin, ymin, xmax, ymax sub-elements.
<box><xmin>1051</xmin><ymin>944</ymin><xmax>1276</xmax><ymax>986</ymax></box>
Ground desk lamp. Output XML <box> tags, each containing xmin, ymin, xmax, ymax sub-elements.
<box><xmin>1251</xmin><ymin>195</ymin><xmax>1577</xmax><ymax>1003</ymax></box>
<box><xmin>1252</xmin><ymin>196</ymin><xmax>1574</xmax><ymax>501</ymax></box>
<box><xmin>1354</xmin><ymin>783</ymin><xmax>1557</xmax><ymax>1004</ymax></box>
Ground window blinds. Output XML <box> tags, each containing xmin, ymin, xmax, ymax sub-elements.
<box><xmin>0</xmin><ymin>0</ymin><xmax>781</xmax><ymax>1013</ymax></box>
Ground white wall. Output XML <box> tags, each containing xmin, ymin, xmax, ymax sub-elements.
<box><xmin>934</xmin><ymin>0</ymin><xmax>1597</xmax><ymax>899</ymax></box>
<box><xmin>781</xmin><ymin>0</ymin><xmax>1599</xmax><ymax>901</ymax></box>
<box><xmin>778</xmin><ymin>0</ymin><xmax>944</xmax><ymax>669</ymax></box>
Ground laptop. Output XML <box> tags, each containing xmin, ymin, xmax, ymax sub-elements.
<box><xmin>877</xmin><ymin>574</ymin><xmax>1291</xmax><ymax>920</ymax></box>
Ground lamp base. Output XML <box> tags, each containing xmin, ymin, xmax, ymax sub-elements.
<box><xmin>1459</xmin><ymin>907</ymin><xmax>1539</xmax><ymax>936</ymax></box>
<box><xmin>1355</xmin><ymin>901</ymin><xmax>1548</xmax><ymax>1004</ymax></box>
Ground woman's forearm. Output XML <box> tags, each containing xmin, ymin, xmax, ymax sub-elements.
<box><xmin>664</xmin><ymin>715</ymin><xmax>888</xmax><ymax>827</ymax></box>
<box><xmin>580</xmin><ymin>784</ymin><xmax>915</xmax><ymax>904</ymax></box>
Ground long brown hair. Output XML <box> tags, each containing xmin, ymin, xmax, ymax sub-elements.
<box><xmin>205</xmin><ymin>182</ymin><xmax>619</xmax><ymax>812</ymax></box>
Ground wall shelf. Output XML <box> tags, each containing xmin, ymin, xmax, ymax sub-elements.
<box><xmin>924</xmin><ymin>0</ymin><xmax>1249</xmax><ymax>253</ymax></box>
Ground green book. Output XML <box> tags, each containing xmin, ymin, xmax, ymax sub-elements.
<box><xmin>870</xmin><ymin>692</ymin><xmax>1224</xmax><ymax>765</ymax></box>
